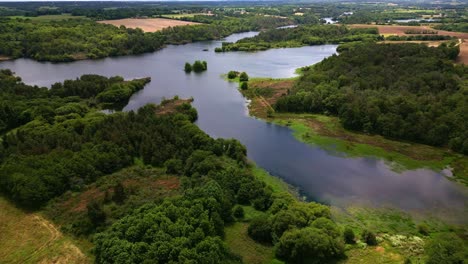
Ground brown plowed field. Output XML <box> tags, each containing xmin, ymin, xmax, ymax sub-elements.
<box><xmin>98</xmin><ymin>18</ymin><xmax>201</xmax><ymax>32</ymax></box>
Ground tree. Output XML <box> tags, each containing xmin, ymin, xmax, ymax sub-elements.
<box><xmin>361</xmin><ymin>230</ymin><xmax>377</xmax><ymax>246</ymax></box>
<box><xmin>343</xmin><ymin>227</ymin><xmax>355</xmax><ymax>244</ymax></box>
<box><xmin>232</xmin><ymin>205</ymin><xmax>244</xmax><ymax>219</ymax></box>
<box><xmin>87</xmin><ymin>201</ymin><xmax>106</xmax><ymax>226</ymax></box>
<box><xmin>425</xmin><ymin>233</ymin><xmax>467</xmax><ymax>264</ymax></box>
<box><xmin>193</xmin><ymin>60</ymin><xmax>206</xmax><ymax>73</ymax></box>
<box><xmin>239</xmin><ymin>72</ymin><xmax>249</xmax><ymax>82</ymax></box>
<box><xmin>417</xmin><ymin>223</ymin><xmax>430</xmax><ymax>236</ymax></box>
<box><xmin>184</xmin><ymin>62</ymin><xmax>192</xmax><ymax>73</ymax></box>
<box><xmin>248</xmin><ymin>217</ymin><xmax>272</xmax><ymax>243</ymax></box>
<box><xmin>240</xmin><ymin>82</ymin><xmax>248</xmax><ymax>90</ymax></box>
<box><xmin>112</xmin><ymin>182</ymin><xmax>126</xmax><ymax>204</ymax></box>
<box><xmin>227</xmin><ymin>71</ymin><xmax>238</xmax><ymax>79</ymax></box>
<box><xmin>275</xmin><ymin>227</ymin><xmax>344</xmax><ymax>264</ymax></box>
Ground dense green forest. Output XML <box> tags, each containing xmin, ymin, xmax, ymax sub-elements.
<box><xmin>274</xmin><ymin>43</ymin><xmax>467</xmax><ymax>154</ymax></box>
<box><xmin>215</xmin><ymin>25</ymin><xmax>381</xmax><ymax>52</ymax></box>
<box><xmin>0</xmin><ymin>15</ymin><xmax>291</xmax><ymax>62</ymax></box>
<box><xmin>0</xmin><ymin>18</ymin><xmax>165</xmax><ymax>61</ymax></box>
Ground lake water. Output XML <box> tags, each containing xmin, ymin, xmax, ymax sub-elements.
<box><xmin>1</xmin><ymin>32</ymin><xmax>466</xmax><ymax>220</ymax></box>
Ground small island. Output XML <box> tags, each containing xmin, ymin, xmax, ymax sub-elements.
<box><xmin>184</xmin><ymin>60</ymin><xmax>208</xmax><ymax>73</ymax></box>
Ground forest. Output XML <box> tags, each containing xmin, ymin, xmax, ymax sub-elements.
<box><xmin>274</xmin><ymin>43</ymin><xmax>467</xmax><ymax>154</ymax></box>
<box><xmin>215</xmin><ymin>25</ymin><xmax>381</xmax><ymax>52</ymax></box>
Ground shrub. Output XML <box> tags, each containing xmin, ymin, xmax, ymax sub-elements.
<box><xmin>193</xmin><ymin>60</ymin><xmax>207</xmax><ymax>73</ymax></box>
<box><xmin>184</xmin><ymin>62</ymin><xmax>192</xmax><ymax>73</ymax></box>
<box><xmin>227</xmin><ymin>71</ymin><xmax>238</xmax><ymax>79</ymax></box>
<box><xmin>344</xmin><ymin>227</ymin><xmax>355</xmax><ymax>244</ymax></box>
<box><xmin>239</xmin><ymin>72</ymin><xmax>249</xmax><ymax>82</ymax></box>
<box><xmin>417</xmin><ymin>223</ymin><xmax>429</xmax><ymax>236</ymax></box>
<box><xmin>248</xmin><ymin>217</ymin><xmax>272</xmax><ymax>243</ymax></box>
<box><xmin>276</xmin><ymin>227</ymin><xmax>344</xmax><ymax>264</ymax></box>
<box><xmin>362</xmin><ymin>230</ymin><xmax>377</xmax><ymax>246</ymax></box>
<box><xmin>240</xmin><ymin>82</ymin><xmax>248</xmax><ymax>90</ymax></box>
<box><xmin>425</xmin><ymin>233</ymin><xmax>467</xmax><ymax>264</ymax></box>
<box><xmin>233</xmin><ymin>206</ymin><xmax>244</xmax><ymax>219</ymax></box>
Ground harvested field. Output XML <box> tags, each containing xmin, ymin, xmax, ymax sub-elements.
<box><xmin>98</xmin><ymin>18</ymin><xmax>201</xmax><ymax>32</ymax></box>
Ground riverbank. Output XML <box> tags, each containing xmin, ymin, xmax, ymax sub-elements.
<box><xmin>239</xmin><ymin>76</ymin><xmax>467</xmax><ymax>185</ymax></box>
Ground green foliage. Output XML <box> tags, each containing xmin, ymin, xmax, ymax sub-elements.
<box><xmin>112</xmin><ymin>182</ymin><xmax>126</xmax><ymax>204</ymax></box>
<box><xmin>233</xmin><ymin>205</ymin><xmax>244</xmax><ymax>219</ymax></box>
<box><xmin>248</xmin><ymin>217</ymin><xmax>273</xmax><ymax>243</ymax></box>
<box><xmin>228</xmin><ymin>71</ymin><xmax>239</xmax><ymax>79</ymax></box>
<box><xmin>192</xmin><ymin>60</ymin><xmax>208</xmax><ymax>73</ymax></box>
<box><xmin>275</xmin><ymin>43</ymin><xmax>467</xmax><ymax>154</ymax></box>
<box><xmin>425</xmin><ymin>233</ymin><xmax>467</xmax><ymax>264</ymax></box>
<box><xmin>275</xmin><ymin>227</ymin><xmax>344</xmax><ymax>264</ymax></box>
<box><xmin>344</xmin><ymin>227</ymin><xmax>356</xmax><ymax>244</ymax></box>
<box><xmin>87</xmin><ymin>200</ymin><xmax>106</xmax><ymax>226</ymax></box>
<box><xmin>361</xmin><ymin>230</ymin><xmax>378</xmax><ymax>246</ymax></box>
<box><xmin>94</xmin><ymin>196</ymin><xmax>235</xmax><ymax>263</ymax></box>
<box><xmin>240</xmin><ymin>82</ymin><xmax>248</xmax><ymax>90</ymax></box>
<box><xmin>417</xmin><ymin>223</ymin><xmax>430</xmax><ymax>236</ymax></box>
<box><xmin>239</xmin><ymin>72</ymin><xmax>249</xmax><ymax>82</ymax></box>
<box><xmin>184</xmin><ymin>62</ymin><xmax>192</xmax><ymax>73</ymax></box>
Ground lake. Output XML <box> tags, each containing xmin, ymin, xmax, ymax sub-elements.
<box><xmin>1</xmin><ymin>32</ymin><xmax>466</xmax><ymax>220</ymax></box>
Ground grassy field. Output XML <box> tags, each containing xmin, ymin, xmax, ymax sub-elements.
<box><xmin>8</xmin><ymin>14</ymin><xmax>87</xmax><ymax>21</ymax></box>
<box><xmin>0</xmin><ymin>197</ymin><xmax>91</xmax><ymax>264</ymax></box>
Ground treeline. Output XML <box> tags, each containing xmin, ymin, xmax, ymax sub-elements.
<box><xmin>274</xmin><ymin>43</ymin><xmax>468</xmax><ymax>154</ymax></box>
<box><xmin>385</xmin><ymin>35</ymin><xmax>455</xmax><ymax>41</ymax></box>
<box><xmin>433</xmin><ymin>23</ymin><xmax>468</xmax><ymax>33</ymax></box>
<box><xmin>216</xmin><ymin>25</ymin><xmax>381</xmax><ymax>52</ymax></box>
<box><xmin>0</xmin><ymin>18</ymin><xmax>165</xmax><ymax>62</ymax></box>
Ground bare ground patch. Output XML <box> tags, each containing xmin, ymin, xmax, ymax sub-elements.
<box><xmin>98</xmin><ymin>18</ymin><xmax>201</xmax><ymax>32</ymax></box>
<box><xmin>156</xmin><ymin>98</ymin><xmax>193</xmax><ymax>115</ymax></box>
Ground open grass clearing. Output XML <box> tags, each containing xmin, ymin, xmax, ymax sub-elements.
<box><xmin>225</xmin><ymin>222</ymin><xmax>282</xmax><ymax>264</ymax></box>
<box><xmin>0</xmin><ymin>197</ymin><xmax>91</xmax><ymax>264</ymax></box>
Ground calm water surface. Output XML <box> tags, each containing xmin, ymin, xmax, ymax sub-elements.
<box><xmin>1</xmin><ymin>32</ymin><xmax>466</xmax><ymax>219</ymax></box>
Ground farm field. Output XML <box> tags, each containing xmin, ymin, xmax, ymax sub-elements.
<box><xmin>98</xmin><ymin>18</ymin><xmax>201</xmax><ymax>32</ymax></box>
